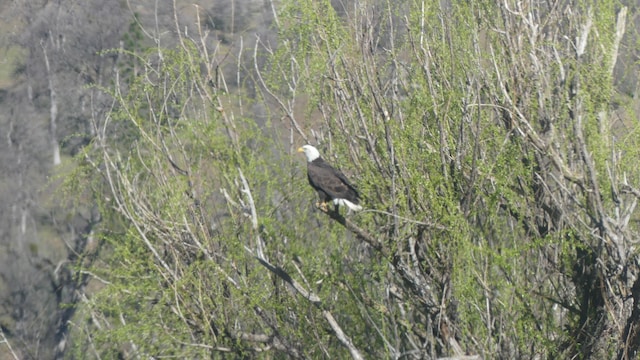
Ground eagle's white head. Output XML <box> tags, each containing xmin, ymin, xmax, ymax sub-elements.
<box><xmin>297</xmin><ymin>145</ymin><xmax>320</xmax><ymax>162</ymax></box>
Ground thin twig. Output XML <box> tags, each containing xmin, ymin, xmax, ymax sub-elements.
<box><xmin>0</xmin><ymin>327</ymin><xmax>19</xmax><ymax>360</ymax></box>
<box><xmin>362</xmin><ymin>209</ymin><xmax>446</xmax><ymax>229</ymax></box>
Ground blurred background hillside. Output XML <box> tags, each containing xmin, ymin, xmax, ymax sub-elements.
<box><xmin>0</xmin><ymin>1</ymin><xmax>274</xmax><ymax>358</ymax></box>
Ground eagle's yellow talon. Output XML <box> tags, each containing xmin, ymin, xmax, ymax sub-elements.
<box><xmin>315</xmin><ymin>202</ymin><xmax>328</xmax><ymax>211</ymax></box>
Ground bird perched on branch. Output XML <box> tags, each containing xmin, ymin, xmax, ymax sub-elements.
<box><xmin>297</xmin><ymin>145</ymin><xmax>362</xmax><ymax>212</ymax></box>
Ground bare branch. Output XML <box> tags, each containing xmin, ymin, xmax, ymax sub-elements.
<box><xmin>322</xmin><ymin>311</ymin><xmax>364</xmax><ymax>360</ymax></box>
<box><xmin>609</xmin><ymin>7</ymin><xmax>627</xmax><ymax>76</ymax></box>
<box><xmin>319</xmin><ymin>207</ymin><xmax>387</xmax><ymax>256</ymax></box>
<box><xmin>254</xmin><ymin>255</ymin><xmax>321</xmax><ymax>304</ymax></box>
<box><xmin>0</xmin><ymin>327</ymin><xmax>20</xmax><ymax>360</ymax></box>
<box><xmin>253</xmin><ymin>35</ymin><xmax>309</xmax><ymax>143</ymax></box>
<box><xmin>233</xmin><ymin>168</ymin><xmax>364</xmax><ymax>359</ymax></box>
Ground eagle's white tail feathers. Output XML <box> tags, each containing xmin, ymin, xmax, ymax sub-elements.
<box><xmin>333</xmin><ymin>198</ymin><xmax>363</xmax><ymax>212</ymax></box>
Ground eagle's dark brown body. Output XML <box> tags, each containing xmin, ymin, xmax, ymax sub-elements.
<box><xmin>306</xmin><ymin>157</ymin><xmax>360</xmax><ymax>206</ymax></box>
<box><xmin>298</xmin><ymin>145</ymin><xmax>362</xmax><ymax>211</ymax></box>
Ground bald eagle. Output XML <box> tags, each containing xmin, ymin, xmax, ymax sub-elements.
<box><xmin>298</xmin><ymin>145</ymin><xmax>362</xmax><ymax>212</ymax></box>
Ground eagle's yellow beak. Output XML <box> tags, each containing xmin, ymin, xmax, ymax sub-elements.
<box><xmin>297</xmin><ymin>147</ymin><xmax>305</xmax><ymax>153</ymax></box>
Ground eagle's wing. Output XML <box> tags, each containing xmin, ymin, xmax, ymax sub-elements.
<box><xmin>333</xmin><ymin>168</ymin><xmax>358</xmax><ymax>192</ymax></box>
<box><xmin>311</xmin><ymin>160</ymin><xmax>359</xmax><ymax>200</ymax></box>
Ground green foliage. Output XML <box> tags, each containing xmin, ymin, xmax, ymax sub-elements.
<box><xmin>265</xmin><ymin>0</ymin><xmax>640</xmax><ymax>357</ymax></box>
<box><xmin>67</xmin><ymin>0</ymin><xmax>640</xmax><ymax>358</ymax></box>
<box><xmin>122</xmin><ymin>13</ymin><xmax>144</xmax><ymax>50</ymax></box>
<box><xmin>69</xmin><ymin>24</ymin><xmax>393</xmax><ymax>358</ymax></box>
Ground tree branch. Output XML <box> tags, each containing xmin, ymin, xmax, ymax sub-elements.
<box><xmin>0</xmin><ymin>327</ymin><xmax>19</xmax><ymax>360</ymax></box>
<box><xmin>252</xmin><ymin>254</ymin><xmax>364</xmax><ymax>359</ymax></box>
<box><xmin>320</xmin><ymin>207</ymin><xmax>388</xmax><ymax>256</ymax></box>
<box><xmin>234</xmin><ymin>169</ymin><xmax>364</xmax><ymax>359</ymax></box>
